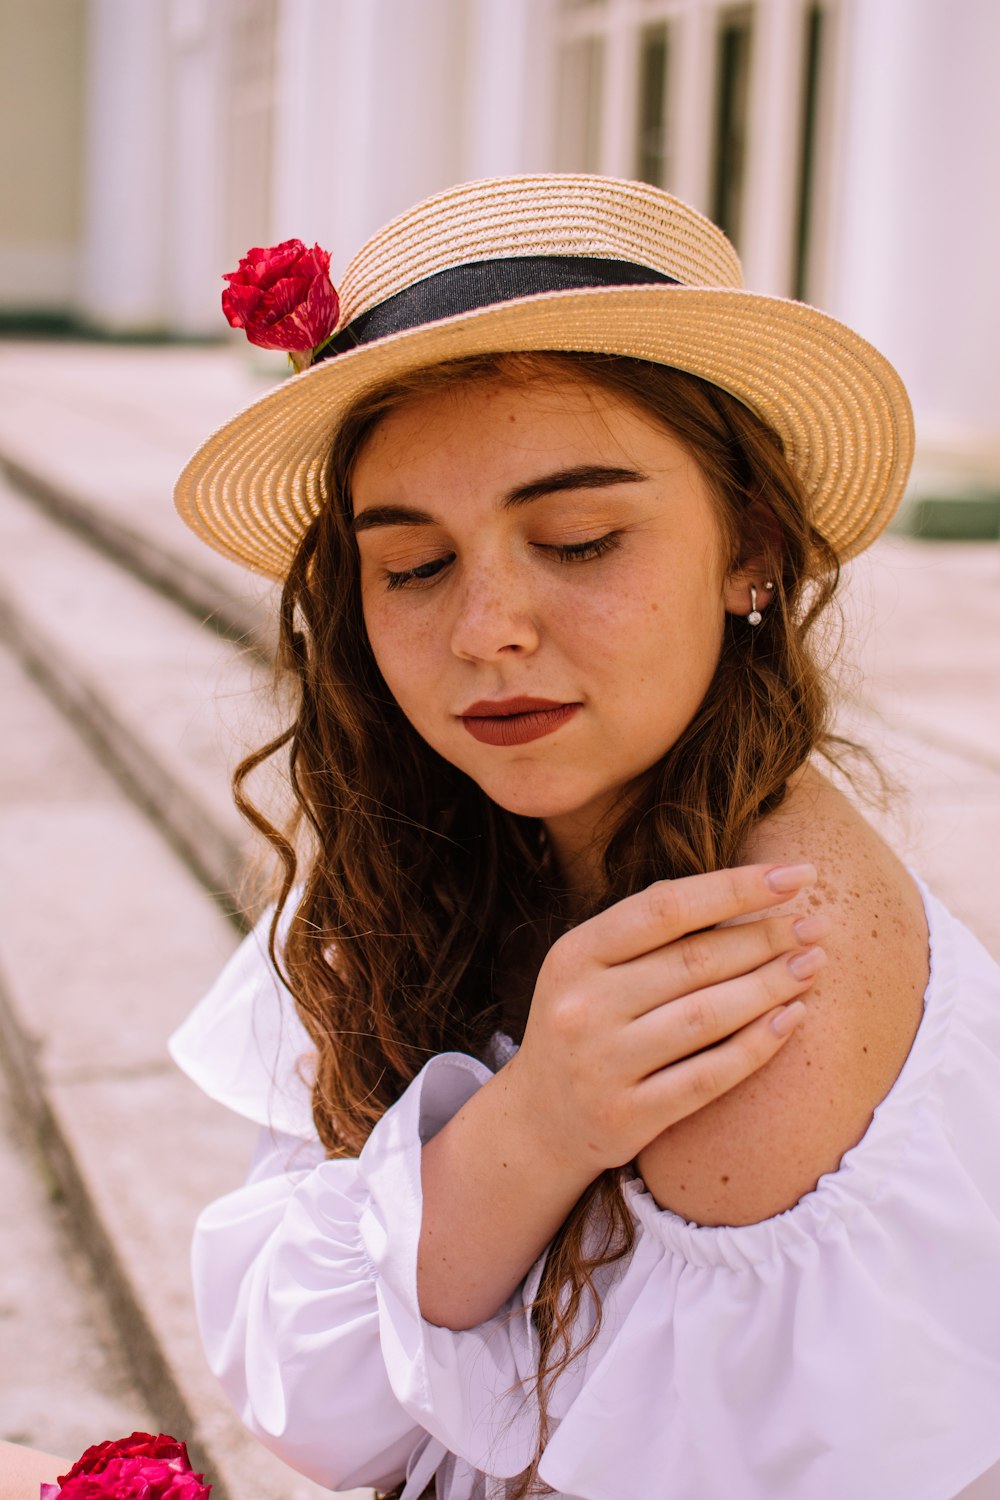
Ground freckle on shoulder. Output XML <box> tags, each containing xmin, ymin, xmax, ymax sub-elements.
<box><xmin>753</xmin><ymin>761</ymin><xmax>928</xmax><ymax>998</ymax></box>
<box><xmin>747</xmin><ymin>765</ymin><xmax>920</xmax><ymax>905</ymax></box>
<box><xmin>638</xmin><ymin>764</ymin><xmax>929</xmax><ymax>1226</ymax></box>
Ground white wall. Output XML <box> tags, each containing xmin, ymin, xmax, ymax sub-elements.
<box><xmin>77</xmin><ymin>0</ymin><xmax>169</xmax><ymax>331</ymax></box>
<box><xmin>271</xmin><ymin>0</ymin><xmax>471</xmax><ymax>279</ymax></box>
<box><xmin>165</xmin><ymin>0</ymin><xmax>229</xmax><ymax>336</ymax></box>
<box><xmin>739</xmin><ymin>0</ymin><xmax>810</xmax><ymax>295</ymax></box>
<box><xmin>270</xmin><ymin>0</ymin><xmax>547</xmax><ymax>284</ymax></box>
<box><xmin>0</xmin><ymin>0</ymin><xmax>85</xmax><ymax>310</ymax></box>
<box><xmin>825</xmin><ymin>0</ymin><xmax>1000</xmax><ymax>479</ymax></box>
<box><xmin>76</xmin><ymin>0</ymin><xmax>229</xmax><ymax>335</ymax></box>
<box><xmin>4</xmin><ymin>0</ymin><xmax>999</xmax><ymax>492</ymax></box>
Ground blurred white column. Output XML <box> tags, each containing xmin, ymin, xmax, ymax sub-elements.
<box><xmin>272</xmin><ymin>0</ymin><xmax>471</xmax><ymax>279</ymax></box>
<box><xmin>462</xmin><ymin>0</ymin><xmax>548</xmax><ymax>179</ymax></box>
<box><xmin>164</xmin><ymin>0</ymin><xmax>229</xmax><ymax>335</ymax></box>
<box><xmin>671</xmin><ymin>4</ymin><xmax>716</xmax><ymax>216</ymax></box>
<box><xmin>740</xmin><ymin>0</ymin><xmax>805</xmax><ymax>295</ymax></box>
<box><xmin>78</xmin><ymin>0</ymin><xmax>169</xmax><ymax>331</ymax></box>
<box><xmin>271</xmin><ymin>0</ymin><xmax>373</xmax><ymax>271</ymax></box>
<box><xmin>827</xmin><ymin>0</ymin><xmax>1000</xmax><ymax>480</ymax></box>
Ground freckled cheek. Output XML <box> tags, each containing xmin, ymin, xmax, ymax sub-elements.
<box><xmin>553</xmin><ymin>579</ymin><xmax>669</xmax><ymax>663</ymax></box>
<box><xmin>364</xmin><ymin>604</ymin><xmax>445</xmax><ymax>709</ymax></box>
<box><xmin>575</xmin><ymin>582</ymin><xmax>723</xmax><ymax>703</ymax></box>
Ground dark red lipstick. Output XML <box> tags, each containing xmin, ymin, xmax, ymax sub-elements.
<box><xmin>459</xmin><ymin>696</ymin><xmax>580</xmax><ymax>746</ymax></box>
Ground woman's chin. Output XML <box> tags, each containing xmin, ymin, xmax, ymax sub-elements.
<box><xmin>473</xmin><ymin>773</ymin><xmax>614</xmax><ymax>826</ymax></box>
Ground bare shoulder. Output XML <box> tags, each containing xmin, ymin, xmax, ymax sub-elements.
<box><xmin>634</xmin><ymin>763</ymin><xmax>929</xmax><ymax>1227</ymax></box>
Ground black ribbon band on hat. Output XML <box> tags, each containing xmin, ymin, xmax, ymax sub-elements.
<box><xmin>317</xmin><ymin>255</ymin><xmax>681</xmax><ymax>360</ymax></box>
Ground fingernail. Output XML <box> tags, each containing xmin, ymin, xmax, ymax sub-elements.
<box><xmin>792</xmin><ymin>914</ymin><xmax>831</xmax><ymax>944</ymax></box>
<box><xmin>765</xmin><ymin>863</ymin><xmax>817</xmax><ymax>894</ymax></box>
<box><xmin>788</xmin><ymin>945</ymin><xmax>827</xmax><ymax>980</ymax></box>
<box><xmin>770</xmin><ymin>1001</ymin><xmax>806</xmax><ymax>1038</ymax></box>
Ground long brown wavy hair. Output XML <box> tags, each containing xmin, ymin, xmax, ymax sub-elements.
<box><xmin>233</xmin><ymin>350</ymin><xmax>841</xmax><ymax>1498</ymax></box>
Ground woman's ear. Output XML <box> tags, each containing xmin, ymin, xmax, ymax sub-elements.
<box><xmin>723</xmin><ymin>562</ymin><xmax>776</xmax><ymax>621</ymax></box>
<box><xmin>723</xmin><ymin>502</ymin><xmax>783</xmax><ymax>620</ymax></box>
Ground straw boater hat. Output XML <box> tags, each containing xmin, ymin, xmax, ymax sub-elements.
<box><xmin>175</xmin><ymin>174</ymin><xmax>913</xmax><ymax>578</ymax></box>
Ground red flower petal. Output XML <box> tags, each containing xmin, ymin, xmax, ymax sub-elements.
<box><xmin>300</xmin><ymin>267</ymin><xmax>340</xmax><ymax>343</ymax></box>
<box><xmin>59</xmin><ymin>1435</ymin><xmax>193</xmax><ymax>1485</ymax></box>
<box><xmin>55</xmin><ymin>1457</ymin><xmax>210</xmax><ymax>1500</ymax></box>
<box><xmin>220</xmin><ymin>239</ymin><xmax>339</xmax><ymax>356</ymax></box>
<box><xmin>243</xmin><ymin>313</ymin><xmax>312</xmax><ymax>352</ymax></box>
<box><xmin>228</xmin><ymin>239</ymin><xmax>306</xmax><ymax>291</ymax></box>
<box><xmin>297</xmin><ymin>243</ymin><xmax>332</xmax><ymax>281</ymax></box>
<box><xmin>260</xmin><ymin>272</ymin><xmax>314</xmax><ymax>322</ymax></box>
<box><xmin>221</xmin><ymin>281</ymin><xmax>263</xmax><ymax>329</ymax></box>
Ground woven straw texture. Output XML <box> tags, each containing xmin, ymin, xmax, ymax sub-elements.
<box><xmin>176</xmin><ymin>175</ymin><xmax>913</xmax><ymax>578</ymax></box>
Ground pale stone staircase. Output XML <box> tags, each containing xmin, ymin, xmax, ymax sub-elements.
<box><xmin>0</xmin><ymin>343</ymin><xmax>367</xmax><ymax>1500</ymax></box>
<box><xmin>0</xmin><ymin>339</ymin><xmax>997</xmax><ymax>1500</ymax></box>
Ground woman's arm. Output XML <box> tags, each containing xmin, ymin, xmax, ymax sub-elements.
<box><xmin>0</xmin><ymin>1440</ymin><xmax>66</xmax><ymax>1500</ymax></box>
<box><xmin>190</xmin><ymin>1123</ymin><xmax>430</xmax><ymax>1493</ymax></box>
<box><xmin>419</xmin><ymin>863</ymin><xmax>821</xmax><ymax>1329</ymax></box>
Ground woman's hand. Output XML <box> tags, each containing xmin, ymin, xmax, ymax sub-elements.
<box><xmin>419</xmin><ymin>862</ymin><xmax>825</xmax><ymax>1328</ymax></box>
<box><xmin>507</xmin><ymin>863</ymin><xmax>827</xmax><ymax>1176</ymax></box>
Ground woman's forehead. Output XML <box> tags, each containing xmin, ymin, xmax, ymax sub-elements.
<box><xmin>354</xmin><ymin>367</ymin><xmax>691</xmax><ymax>482</ymax></box>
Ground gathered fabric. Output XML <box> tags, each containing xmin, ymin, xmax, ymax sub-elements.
<box><xmin>169</xmin><ymin>879</ymin><xmax>1000</xmax><ymax>1500</ymax></box>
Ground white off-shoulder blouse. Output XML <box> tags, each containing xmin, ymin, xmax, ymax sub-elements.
<box><xmin>169</xmin><ymin>879</ymin><xmax>1000</xmax><ymax>1500</ymax></box>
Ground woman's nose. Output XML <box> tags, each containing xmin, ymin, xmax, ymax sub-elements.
<box><xmin>449</xmin><ymin>558</ymin><xmax>541</xmax><ymax>661</ymax></box>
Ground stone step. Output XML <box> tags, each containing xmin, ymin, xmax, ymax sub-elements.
<box><xmin>0</xmin><ymin>470</ymin><xmax>289</xmax><ymax>914</ymax></box>
<box><xmin>0</xmin><ymin>341</ymin><xmax>280</xmax><ymax>653</ymax></box>
<box><xmin>0</xmin><ymin>1054</ymin><xmax>155</xmax><ymax>1459</ymax></box>
<box><xmin>0</xmin><ymin>640</ymin><xmax>367</xmax><ymax>1500</ymax></box>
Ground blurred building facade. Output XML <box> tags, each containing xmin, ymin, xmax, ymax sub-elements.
<box><xmin>2</xmin><ymin>0</ymin><xmax>998</xmax><ymax>489</ymax></box>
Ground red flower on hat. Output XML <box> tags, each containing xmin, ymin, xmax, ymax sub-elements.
<box><xmin>222</xmin><ymin>239</ymin><xmax>340</xmax><ymax>372</ymax></box>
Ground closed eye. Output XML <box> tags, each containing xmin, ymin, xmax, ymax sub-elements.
<box><xmin>541</xmin><ymin>532</ymin><xmax>623</xmax><ymax>563</ymax></box>
<box><xmin>383</xmin><ymin>553</ymin><xmax>455</xmax><ymax>590</ymax></box>
<box><xmin>381</xmin><ymin>531</ymin><xmax>622</xmax><ymax>591</ymax></box>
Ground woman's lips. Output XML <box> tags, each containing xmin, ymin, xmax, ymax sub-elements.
<box><xmin>459</xmin><ymin>697</ymin><xmax>581</xmax><ymax>747</ymax></box>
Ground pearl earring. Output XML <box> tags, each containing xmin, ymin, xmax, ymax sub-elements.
<box><xmin>746</xmin><ymin>580</ymin><xmax>775</xmax><ymax>626</ymax></box>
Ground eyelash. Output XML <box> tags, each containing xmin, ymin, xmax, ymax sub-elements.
<box><xmin>382</xmin><ymin>531</ymin><xmax>622</xmax><ymax>591</ymax></box>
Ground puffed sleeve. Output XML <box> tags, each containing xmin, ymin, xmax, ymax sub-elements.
<box><xmin>169</xmin><ymin>916</ymin><xmax>545</xmax><ymax>1496</ymax></box>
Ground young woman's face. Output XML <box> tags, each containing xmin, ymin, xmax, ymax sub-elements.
<box><xmin>352</xmin><ymin>371</ymin><xmax>746</xmax><ymax>867</ymax></box>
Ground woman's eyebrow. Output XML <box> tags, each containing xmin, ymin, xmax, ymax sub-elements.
<box><xmin>503</xmin><ymin>464</ymin><xmax>648</xmax><ymax>508</ymax></box>
<box><xmin>352</xmin><ymin>503</ymin><xmax>434</xmax><ymax>533</ymax></box>
<box><xmin>352</xmin><ymin>465</ymin><xmax>647</xmax><ymax>533</ymax></box>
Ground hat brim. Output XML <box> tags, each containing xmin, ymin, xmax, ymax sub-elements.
<box><xmin>175</xmin><ymin>283</ymin><xmax>914</xmax><ymax>578</ymax></box>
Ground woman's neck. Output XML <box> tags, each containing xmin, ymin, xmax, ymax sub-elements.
<box><xmin>542</xmin><ymin>803</ymin><xmax>615</xmax><ymax>910</ymax></box>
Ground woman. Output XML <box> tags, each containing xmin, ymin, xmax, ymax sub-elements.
<box><xmin>161</xmin><ymin>176</ymin><xmax>1000</xmax><ymax>1499</ymax></box>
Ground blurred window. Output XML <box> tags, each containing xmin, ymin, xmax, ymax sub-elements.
<box><xmin>548</xmin><ymin>0</ymin><xmax>836</xmax><ymax>297</ymax></box>
<box><xmin>792</xmin><ymin>2</ymin><xmax>826</xmax><ymax>299</ymax></box>
<box><xmin>711</xmin><ymin>5</ymin><xmax>755</xmax><ymax>250</ymax></box>
<box><xmin>635</xmin><ymin>21</ymin><xmax>673</xmax><ymax>188</ymax></box>
<box><xmin>556</xmin><ymin>34</ymin><xmax>606</xmax><ymax>171</ymax></box>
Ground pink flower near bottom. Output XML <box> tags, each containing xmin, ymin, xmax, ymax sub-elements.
<box><xmin>40</xmin><ymin>1433</ymin><xmax>211</xmax><ymax>1500</ymax></box>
